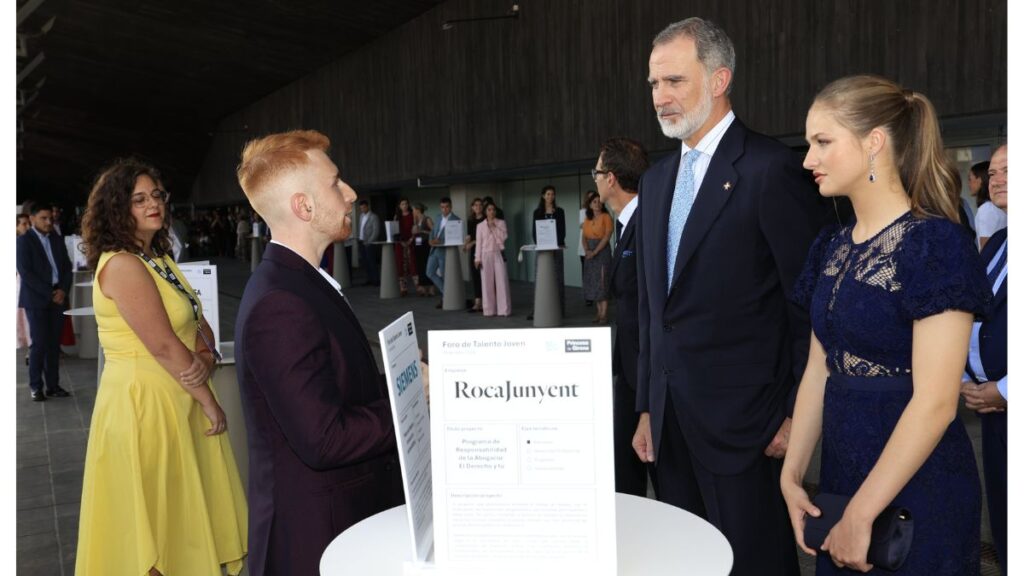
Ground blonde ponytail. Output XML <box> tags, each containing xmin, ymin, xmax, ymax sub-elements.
<box><xmin>898</xmin><ymin>92</ymin><xmax>961</xmax><ymax>222</ymax></box>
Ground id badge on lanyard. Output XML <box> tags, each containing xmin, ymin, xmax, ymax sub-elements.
<box><xmin>137</xmin><ymin>252</ymin><xmax>222</xmax><ymax>362</ymax></box>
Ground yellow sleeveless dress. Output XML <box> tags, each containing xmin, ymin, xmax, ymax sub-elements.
<box><xmin>75</xmin><ymin>252</ymin><xmax>247</xmax><ymax>576</ymax></box>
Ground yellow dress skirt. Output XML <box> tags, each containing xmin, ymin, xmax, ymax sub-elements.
<box><xmin>76</xmin><ymin>251</ymin><xmax>247</xmax><ymax>576</ymax></box>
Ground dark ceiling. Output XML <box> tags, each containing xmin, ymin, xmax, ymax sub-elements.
<box><xmin>16</xmin><ymin>0</ymin><xmax>445</xmax><ymax>206</ymax></box>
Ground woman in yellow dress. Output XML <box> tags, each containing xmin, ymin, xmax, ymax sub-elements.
<box><xmin>76</xmin><ymin>158</ymin><xmax>247</xmax><ymax>576</ymax></box>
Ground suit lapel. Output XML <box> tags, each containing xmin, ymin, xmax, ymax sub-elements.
<box><xmin>30</xmin><ymin>230</ymin><xmax>55</xmax><ymax>276</ymax></box>
<box><xmin>610</xmin><ymin>217</ymin><xmax>635</xmax><ymax>281</ymax></box>
<box><xmin>668</xmin><ymin>120</ymin><xmax>744</xmax><ymax>293</ymax></box>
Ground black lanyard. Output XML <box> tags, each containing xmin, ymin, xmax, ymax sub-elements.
<box><xmin>137</xmin><ymin>252</ymin><xmax>221</xmax><ymax>361</ymax></box>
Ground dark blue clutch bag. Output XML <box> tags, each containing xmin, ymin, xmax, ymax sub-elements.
<box><xmin>803</xmin><ymin>493</ymin><xmax>913</xmax><ymax>571</ymax></box>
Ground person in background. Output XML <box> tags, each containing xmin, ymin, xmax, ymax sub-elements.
<box><xmin>475</xmin><ymin>201</ymin><xmax>511</xmax><ymax>317</ymax></box>
<box><xmin>411</xmin><ymin>202</ymin><xmax>434</xmax><ymax>297</ymax></box>
<box><xmin>961</xmin><ymin>143</ymin><xmax>1007</xmax><ymax>575</ymax></box>
<box><xmin>463</xmin><ymin>197</ymin><xmax>485</xmax><ymax>312</ymax></box>
<box><xmin>75</xmin><ymin>158</ymin><xmax>246</xmax><ymax>576</ymax></box>
<box><xmin>234</xmin><ymin>130</ymin><xmax>402</xmax><ymax>576</ymax></box>
<box><xmin>17</xmin><ymin>214</ymin><xmax>32</xmax><ymax>353</ymax></box>
<box><xmin>579</xmin><ymin>192</ymin><xmax>594</xmax><ymax>307</ymax></box>
<box><xmin>581</xmin><ymin>192</ymin><xmax>614</xmax><ymax>324</ymax></box>
<box><xmin>970</xmin><ymin>161</ymin><xmax>990</xmax><ymax>207</ymax></box>
<box><xmin>17</xmin><ymin>213</ymin><xmax>31</xmax><ymax>235</ymax></box>
<box><xmin>974</xmin><ymin>158</ymin><xmax>1006</xmax><ymax>250</ymax></box>
<box><xmin>357</xmin><ymin>199</ymin><xmax>382</xmax><ymax>286</ymax></box>
<box><xmin>958</xmin><ymin>160</ymin><xmax>988</xmax><ymax>235</ymax></box>
<box><xmin>782</xmin><ymin>75</ymin><xmax>990</xmax><ymax>574</ymax></box>
<box><xmin>394</xmin><ymin>198</ymin><xmax>416</xmax><ymax>296</ymax></box>
<box><xmin>50</xmin><ymin>203</ymin><xmax>64</xmax><ymax>236</ymax></box>
<box><xmin>236</xmin><ymin>207</ymin><xmax>251</xmax><ymax>261</ymax></box>
<box><xmin>482</xmin><ymin>196</ymin><xmax>504</xmax><ymax>219</ymax></box>
<box><xmin>594</xmin><ymin>136</ymin><xmax>650</xmax><ymax>496</ymax></box>
<box><xmin>529</xmin><ymin>185</ymin><xmax>566</xmax><ymax>320</ymax></box>
<box><xmin>426</xmin><ymin>197</ymin><xmax>460</xmax><ymax>308</ymax></box>
<box><xmin>16</xmin><ymin>202</ymin><xmax>73</xmax><ymax>401</ymax></box>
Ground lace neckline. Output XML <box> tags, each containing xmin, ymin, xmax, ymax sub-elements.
<box><xmin>847</xmin><ymin>210</ymin><xmax>913</xmax><ymax>247</ymax></box>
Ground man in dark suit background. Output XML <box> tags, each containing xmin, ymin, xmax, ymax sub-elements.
<box><xmin>594</xmin><ymin>137</ymin><xmax>650</xmax><ymax>497</ymax></box>
<box><xmin>16</xmin><ymin>202</ymin><xmax>73</xmax><ymax>401</ymax></box>
<box><xmin>357</xmin><ymin>199</ymin><xmax>382</xmax><ymax>285</ymax></box>
<box><xmin>961</xmin><ymin>143</ymin><xmax>1007</xmax><ymax>573</ymax></box>
<box><xmin>234</xmin><ymin>130</ymin><xmax>403</xmax><ymax>576</ymax></box>
<box><xmin>632</xmin><ymin>18</ymin><xmax>822</xmax><ymax>575</ymax></box>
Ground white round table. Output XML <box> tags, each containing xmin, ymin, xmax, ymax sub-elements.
<box><xmin>64</xmin><ymin>306</ymin><xmax>103</xmax><ymax>378</ymax></box>
<box><xmin>320</xmin><ymin>493</ymin><xmax>732</xmax><ymax>575</ymax></box>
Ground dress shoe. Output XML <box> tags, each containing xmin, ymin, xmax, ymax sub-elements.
<box><xmin>526</xmin><ymin>314</ymin><xmax>534</xmax><ymax>321</ymax></box>
<box><xmin>31</xmin><ymin>390</ymin><xmax>47</xmax><ymax>402</ymax></box>
<box><xmin>47</xmin><ymin>387</ymin><xmax>71</xmax><ymax>398</ymax></box>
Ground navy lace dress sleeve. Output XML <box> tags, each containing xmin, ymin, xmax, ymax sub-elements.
<box><xmin>898</xmin><ymin>218</ymin><xmax>992</xmax><ymax>321</ymax></box>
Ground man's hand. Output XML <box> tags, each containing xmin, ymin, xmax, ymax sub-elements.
<box><xmin>632</xmin><ymin>413</ymin><xmax>655</xmax><ymax>463</ymax></box>
<box><xmin>51</xmin><ymin>288</ymin><xmax>66</xmax><ymax>305</ymax></box>
<box><xmin>961</xmin><ymin>381</ymin><xmax>1006</xmax><ymax>413</ymax></box>
<box><xmin>764</xmin><ymin>417</ymin><xmax>792</xmax><ymax>458</ymax></box>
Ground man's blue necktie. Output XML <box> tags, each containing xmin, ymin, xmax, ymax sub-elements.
<box><xmin>666</xmin><ymin>150</ymin><xmax>700</xmax><ymax>291</ymax></box>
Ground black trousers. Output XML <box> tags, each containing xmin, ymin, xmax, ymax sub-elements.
<box><xmin>25</xmin><ymin>305</ymin><xmax>65</xmax><ymax>394</ymax></box>
<box><xmin>613</xmin><ymin>376</ymin><xmax>648</xmax><ymax>496</ymax></box>
<box><xmin>654</xmin><ymin>395</ymin><xmax>799</xmax><ymax>576</ymax></box>
<box><xmin>981</xmin><ymin>411</ymin><xmax>1007</xmax><ymax>574</ymax></box>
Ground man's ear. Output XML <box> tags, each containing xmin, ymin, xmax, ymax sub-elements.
<box><xmin>712</xmin><ymin>67</ymin><xmax>732</xmax><ymax>98</ymax></box>
<box><xmin>290</xmin><ymin>193</ymin><xmax>314</xmax><ymax>222</ymax></box>
<box><xmin>606</xmin><ymin>170</ymin><xmax>619</xmax><ymax>191</ymax></box>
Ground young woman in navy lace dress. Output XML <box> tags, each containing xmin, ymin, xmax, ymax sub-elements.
<box><xmin>781</xmin><ymin>75</ymin><xmax>991</xmax><ymax>574</ymax></box>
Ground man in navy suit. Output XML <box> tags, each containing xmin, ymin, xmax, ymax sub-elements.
<box><xmin>596</xmin><ymin>137</ymin><xmax>651</xmax><ymax>497</ymax></box>
<box><xmin>16</xmin><ymin>202</ymin><xmax>73</xmax><ymax>401</ymax></box>
<box><xmin>961</xmin><ymin>143</ymin><xmax>1007</xmax><ymax>573</ymax></box>
<box><xmin>234</xmin><ymin>130</ymin><xmax>403</xmax><ymax>576</ymax></box>
<box><xmin>631</xmin><ymin>18</ymin><xmax>822</xmax><ymax>575</ymax></box>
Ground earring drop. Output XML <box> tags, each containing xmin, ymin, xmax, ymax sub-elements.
<box><xmin>868</xmin><ymin>153</ymin><xmax>877</xmax><ymax>183</ymax></box>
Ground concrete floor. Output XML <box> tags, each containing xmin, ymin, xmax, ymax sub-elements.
<box><xmin>15</xmin><ymin>255</ymin><xmax>1002</xmax><ymax>575</ymax></box>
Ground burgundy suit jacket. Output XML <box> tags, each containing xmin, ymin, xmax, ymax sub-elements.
<box><xmin>235</xmin><ymin>243</ymin><xmax>403</xmax><ymax>576</ymax></box>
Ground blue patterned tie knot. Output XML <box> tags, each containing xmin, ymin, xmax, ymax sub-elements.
<box><xmin>666</xmin><ymin>150</ymin><xmax>700</xmax><ymax>291</ymax></box>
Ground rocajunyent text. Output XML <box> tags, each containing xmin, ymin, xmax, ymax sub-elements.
<box><xmin>453</xmin><ymin>381</ymin><xmax>579</xmax><ymax>404</ymax></box>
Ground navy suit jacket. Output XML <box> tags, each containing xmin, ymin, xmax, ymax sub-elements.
<box><xmin>976</xmin><ymin>228</ymin><xmax>1007</xmax><ymax>381</ymax></box>
<box><xmin>635</xmin><ymin>118</ymin><xmax>823</xmax><ymax>475</ymax></box>
<box><xmin>611</xmin><ymin>214</ymin><xmax>640</xmax><ymax>391</ymax></box>
<box><xmin>16</xmin><ymin>230</ymin><xmax>72</xmax><ymax>309</ymax></box>
<box><xmin>235</xmin><ymin>243</ymin><xmax>402</xmax><ymax>576</ymax></box>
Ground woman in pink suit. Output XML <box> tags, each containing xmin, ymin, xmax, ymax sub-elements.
<box><xmin>474</xmin><ymin>202</ymin><xmax>511</xmax><ymax>316</ymax></box>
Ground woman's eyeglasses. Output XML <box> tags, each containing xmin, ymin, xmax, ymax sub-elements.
<box><xmin>131</xmin><ymin>189</ymin><xmax>171</xmax><ymax>207</ymax></box>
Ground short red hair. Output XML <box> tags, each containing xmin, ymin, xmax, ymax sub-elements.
<box><xmin>236</xmin><ymin>130</ymin><xmax>330</xmax><ymax>214</ymax></box>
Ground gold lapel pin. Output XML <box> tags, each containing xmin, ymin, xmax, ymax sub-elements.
<box><xmin>723</xmin><ymin>181</ymin><xmax>732</xmax><ymax>191</ymax></box>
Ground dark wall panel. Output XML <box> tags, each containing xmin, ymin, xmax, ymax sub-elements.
<box><xmin>192</xmin><ymin>0</ymin><xmax>1006</xmax><ymax>205</ymax></box>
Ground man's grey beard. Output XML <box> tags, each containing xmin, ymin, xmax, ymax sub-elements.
<box><xmin>657</xmin><ymin>80</ymin><xmax>714</xmax><ymax>141</ymax></box>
